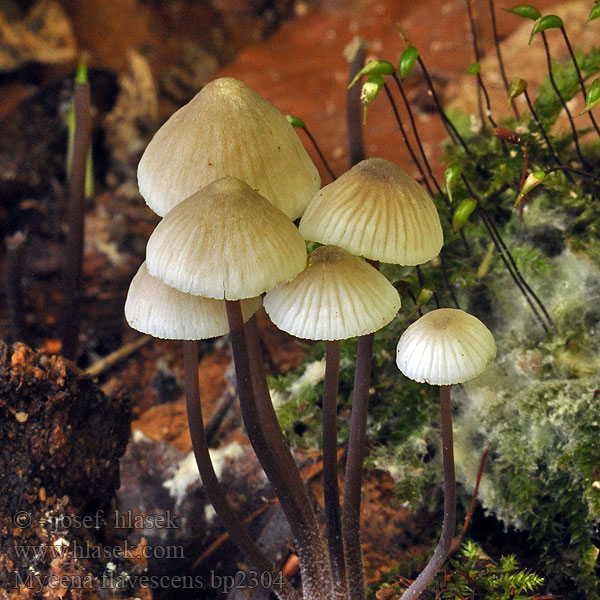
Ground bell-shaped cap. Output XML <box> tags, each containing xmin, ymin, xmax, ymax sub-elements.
<box><xmin>125</xmin><ymin>262</ymin><xmax>262</xmax><ymax>340</ymax></box>
<box><xmin>138</xmin><ymin>77</ymin><xmax>320</xmax><ymax>219</ymax></box>
<box><xmin>264</xmin><ymin>245</ymin><xmax>400</xmax><ymax>340</ymax></box>
<box><xmin>396</xmin><ymin>308</ymin><xmax>496</xmax><ymax>385</ymax></box>
<box><xmin>146</xmin><ymin>177</ymin><xmax>307</xmax><ymax>300</ymax></box>
<box><xmin>299</xmin><ymin>157</ymin><xmax>443</xmax><ymax>265</ymax></box>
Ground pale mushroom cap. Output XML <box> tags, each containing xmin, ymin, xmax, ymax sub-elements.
<box><xmin>125</xmin><ymin>262</ymin><xmax>262</xmax><ymax>340</ymax></box>
<box><xmin>264</xmin><ymin>245</ymin><xmax>401</xmax><ymax>340</ymax></box>
<box><xmin>299</xmin><ymin>157</ymin><xmax>443</xmax><ymax>265</ymax></box>
<box><xmin>146</xmin><ymin>177</ymin><xmax>308</xmax><ymax>300</ymax></box>
<box><xmin>396</xmin><ymin>308</ymin><xmax>496</xmax><ymax>385</ymax></box>
<box><xmin>138</xmin><ymin>77</ymin><xmax>321</xmax><ymax>219</ymax></box>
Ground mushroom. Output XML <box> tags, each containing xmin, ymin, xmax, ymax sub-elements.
<box><xmin>145</xmin><ymin>177</ymin><xmax>307</xmax><ymax>300</ymax></box>
<box><xmin>264</xmin><ymin>245</ymin><xmax>401</xmax><ymax>596</ymax></box>
<box><xmin>123</xmin><ymin>263</ymin><xmax>296</xmax><ymax>600</ymax></box>
<box><xmin>263</xmin><ymin>245</ymin><xmax>400</xmax><ymax>342</ymax></box>
<box><xmin>143</xmin><ymin>175</ymin><xmax>333</xmax><ymax>600</ymax></box>
<box><xmin>138</xmin><ymin>77</ymin><xmax>320</xmax><ymax>219</ymax></box>
<box><xmin>299</xmin><ymin>157</ymin><xmax>444</xmax><ymax>600</ymax></box>
<box><xmin>299</xmin><ymin>157</ymin><xmax>443</xmax><ymax>265</ymax></box>
<box><xmin>395</xmin><ymin>308</ymin><xmax>496</xmax><ymax>600</ymax></box>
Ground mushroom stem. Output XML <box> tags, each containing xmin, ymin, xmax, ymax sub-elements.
<box><xmin>323</xmin><ymin>340</ymin><xmax>347</xmax><ymax>598</ymax></box>
<box><xmin>226</xmin><ymin>302</ymin><xmax>333</xmax><ymax>600</ymax></box>
<box><xmin>400</xmin><ymin>385</ymin><xmax>456</xmax><ymax>600</ymax></box>
<box><xmin>182</xmin><ymin>340</ymin><xmax>298</xmax><ymax>600</ymax></box>
<box><xmin>342</xmin><ymin>331</ymin><xmax>375</xmax><ymax>600</ymax></box>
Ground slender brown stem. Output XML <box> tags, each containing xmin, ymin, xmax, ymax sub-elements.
<box><xmin>226</xmin><ymin>303</ymin><xmax>333</xmax><ymax>600</ymax></box>
<box><xmin>440</xmin><ymin>254</ymin><xmax>460</xmax><ymax>309</ymax></box>
<box><xmin>523</xmin><ymin>89</ymin><xmax>572</xmax><ymax>182</ymax></box>
<box><xmin>62</xmin><ymin>79</ymin><xmax>92</xmax><ymax>360</ymax></box>
<box><xmin>449</xmin><ymin>441</ymin><xmax>490</xmax><ymax>555</ymax></box>
<box><xmin>389</xmin><ymin>74</ymin><xmax>472</xmax><ymax>257</ymax></box>
<box><xmin>460</xmin><ymin>174</ymin><xmax>555</xmax><ymax>332</ymax></box>
<box><xmin>342</xmin><ymin>331</ymin><xmax>375</xmax><ymax>600</ymax></box>
<box><xmin>347</xmin><ymin>41</ymin><xmax>368</xmax><ymax>167</ymax></box>
<box><xmin>479</xmin><ymin>207</ymin><xmax>552</xmax><ymax>333</ymax></box>
<box><xmin>400</xmin><ymin>385</ymin><xmax>456</xmax><ymax>600</ymax></box>
<box><xmin>540</xmin><ymin>32</ymin><xmax>587</xmax><ymax>168</ymax></box>
<box><xmin>465</xmin><ymin>0</ymin><xmax>486</xmax><ymax>129</ymax></box>
<box><xmin>323</xmin><ymin>340</ymin><xmax>347</xmax><ymax>599</ymax></box>
<box><xmin>382</xmin><ymin>83</ymin><xmax>433</xmax><ymax>195</ymax></box>
<box><xmin>182</xmin><ymin>340</ymin><xmax>297</xmax><ymax>600</ymax></box>
<box><xmin>303</xmin><ymin>126</ymin><xmax>336</xmax><ymax>181</ymax></box>
<box><xmin>488</xmin><ymin>0</ymin><xmax>519</xmax><ymax>119</ymax></box>
<box><xmin>560</xmin><ymin>26</ymin><xmax>600</xmax><ymax>137</ymax></box>
<box><xmin>546</xmin><ymin>165</ymin><xmax>600</xmax><ymax>184</ymax></box>
<box><xmin>417</xmin><ymin>57</ymin><xmax>472</xmax><ymax>156</ymax></box>
<box><xmin>392</xmin><ymin>75</ymin><xmax>446</xmax><ymax>202</ymax></box>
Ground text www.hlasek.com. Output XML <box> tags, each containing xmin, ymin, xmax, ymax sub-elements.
<box><xmin>13</xmin><ymin>539</ymin><xmax>184</xmax><ymax>562</ymax></box>
<box><xmin>13</xmin><ymin>569</ymin><xmax>286</xmax><ymax>594</ymax></box>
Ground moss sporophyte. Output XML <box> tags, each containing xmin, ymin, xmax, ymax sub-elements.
<box><xmin>126</xmin><ymin>2</ymin><xmax>600</xmax><ymax>597</ymax></box>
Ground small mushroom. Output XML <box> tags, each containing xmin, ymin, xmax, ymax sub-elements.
<box><xmin>264</xmin><ymin>244</ymin><xmax>400</xmax><ymax>595</ymax></box>
<box><xmin>299</xmin><ymin>157</ymin><xmax>443</xmax><ymax>266</ymax></box>
<box><xmin>264</xmin><ymin>245</ymin><xmax>400</xmax><ymax>341</ymax></box>
<box><xmin>395</xmin><ymin>308</ymin><xmax>496</xmax><ymax>600</ymax></box>
<box><xmin>145</xmin><ymin>176</ymin><xmax>307</xmax><ymax>300</ymax></box>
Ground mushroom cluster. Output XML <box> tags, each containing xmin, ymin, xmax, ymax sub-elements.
<box><xmin>125</xmin><ymin>76</ymin><xmax>497</xmax><ymax>600</ymax></box>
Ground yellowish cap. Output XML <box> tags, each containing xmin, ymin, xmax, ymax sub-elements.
<box><xmin>396</xmin><ymin>308</ymin><xmax>496</xmax><ymax>385</ymax></box>
<box><xmin>299</xmin><ymin>158</ymin><xmax>443</xmax><ymax>265</ymax></box>
<box><xmin>264</xmin><ymin>245</ymin><xmax>400</xmax><ymax>340</ymax></box>
<box><xmin>145</xmin><ymin>177</ymin><xmax>307</xmax><ymax>300</ymax></box>
<box><xmin>125</xmin><ymin>262</ymin><xmax>262</xmax><ymax>340</ymax></box>
<box><xmin>138</xmin><ymin>77</ymin><xmax>320</xmax><ymax>219</ymax></box>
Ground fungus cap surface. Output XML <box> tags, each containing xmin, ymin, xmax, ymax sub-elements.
<box><xmin>396</xmin><ymin>308</ymin><xmax>496</xmax><ymax>385</ymax></box>
<box><xmin>125</xmin><ymin>262</ymin><xmax>262</xmax><ymax>340</ymax></box>
<box><xmin>299</xmin><ymin>157</ymin><xmax>443</xmax><ymax>265</ymax></box>
<box><xmin>145</xmin><ymin>177</ymin><xmax>307</xmax><ymax>300</ymax></box>
<box><xmin>138</xmin><ymin>77</ymin><xmax>320</xmax><ymax>219</ymax></box>
<box><xmin>264</xmin><ymin>245</ymin><xmax>400</xmax><ymax>340</ymax></box>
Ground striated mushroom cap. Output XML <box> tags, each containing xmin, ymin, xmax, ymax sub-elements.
<box><xmin>264</xmin><ymin>245</ymin><xmax>400</xmax><ymax>340</ymax></box>
<box><xmin>145</xmin><ymin>177</ymin><xmax>307</xmax><ymax>300</ymax></box>
<box><xmin>299</xmin><ymin>157</ymin><xmax>443</xmax><ymax>265</ymax></box>
<box><xmin>138</xmin><ymin>77</ymin><xmax>320</xmax><ymax>219</ymax></box>
<box><xmin>125</xmin><ymin>263</ymin><xmax>262</xmax><ymax>340</ymax></box>
<box><xmin>396</xmin><ymin>308</ymin><xmax>496</xmax><ymax>385</ymax></box>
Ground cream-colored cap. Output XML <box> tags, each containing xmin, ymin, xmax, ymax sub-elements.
<box><xmin>264</xmin><ymin>245</ymin><xmax>400</xmax><ymax>340</ymax></box>
<box><xmin>125</xmin><ymin>262</ymin><xmax>262</xmax><ymax>340</ymax></box>
<box><xmin>299</xmin><ymin>157</ymin><xmax>443</xmax><ymax>265</ymax></box>
<box><xmin>396</xmin><ymin>308</ymin><xmax>496</xmax><ymax>385</ymax></box>
<box><xmin>146</xmin><ymin>177</ymin><xmax>307</xmax><ymax>300</ymax></box>
<box><xmin>138</xmin><ymin>77</ymin><xmax>320</xmax><ymax>219</ymax></box>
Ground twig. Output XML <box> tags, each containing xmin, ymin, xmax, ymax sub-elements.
<box><xmin>449</xmin><ymin>442</ymin><xmax>491</xmax><ymax>555</ymax></box>
<box><xmin>85</xmin><ymin>335</ymin><xmax>152</xmax><ymax>377</ymax></box>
